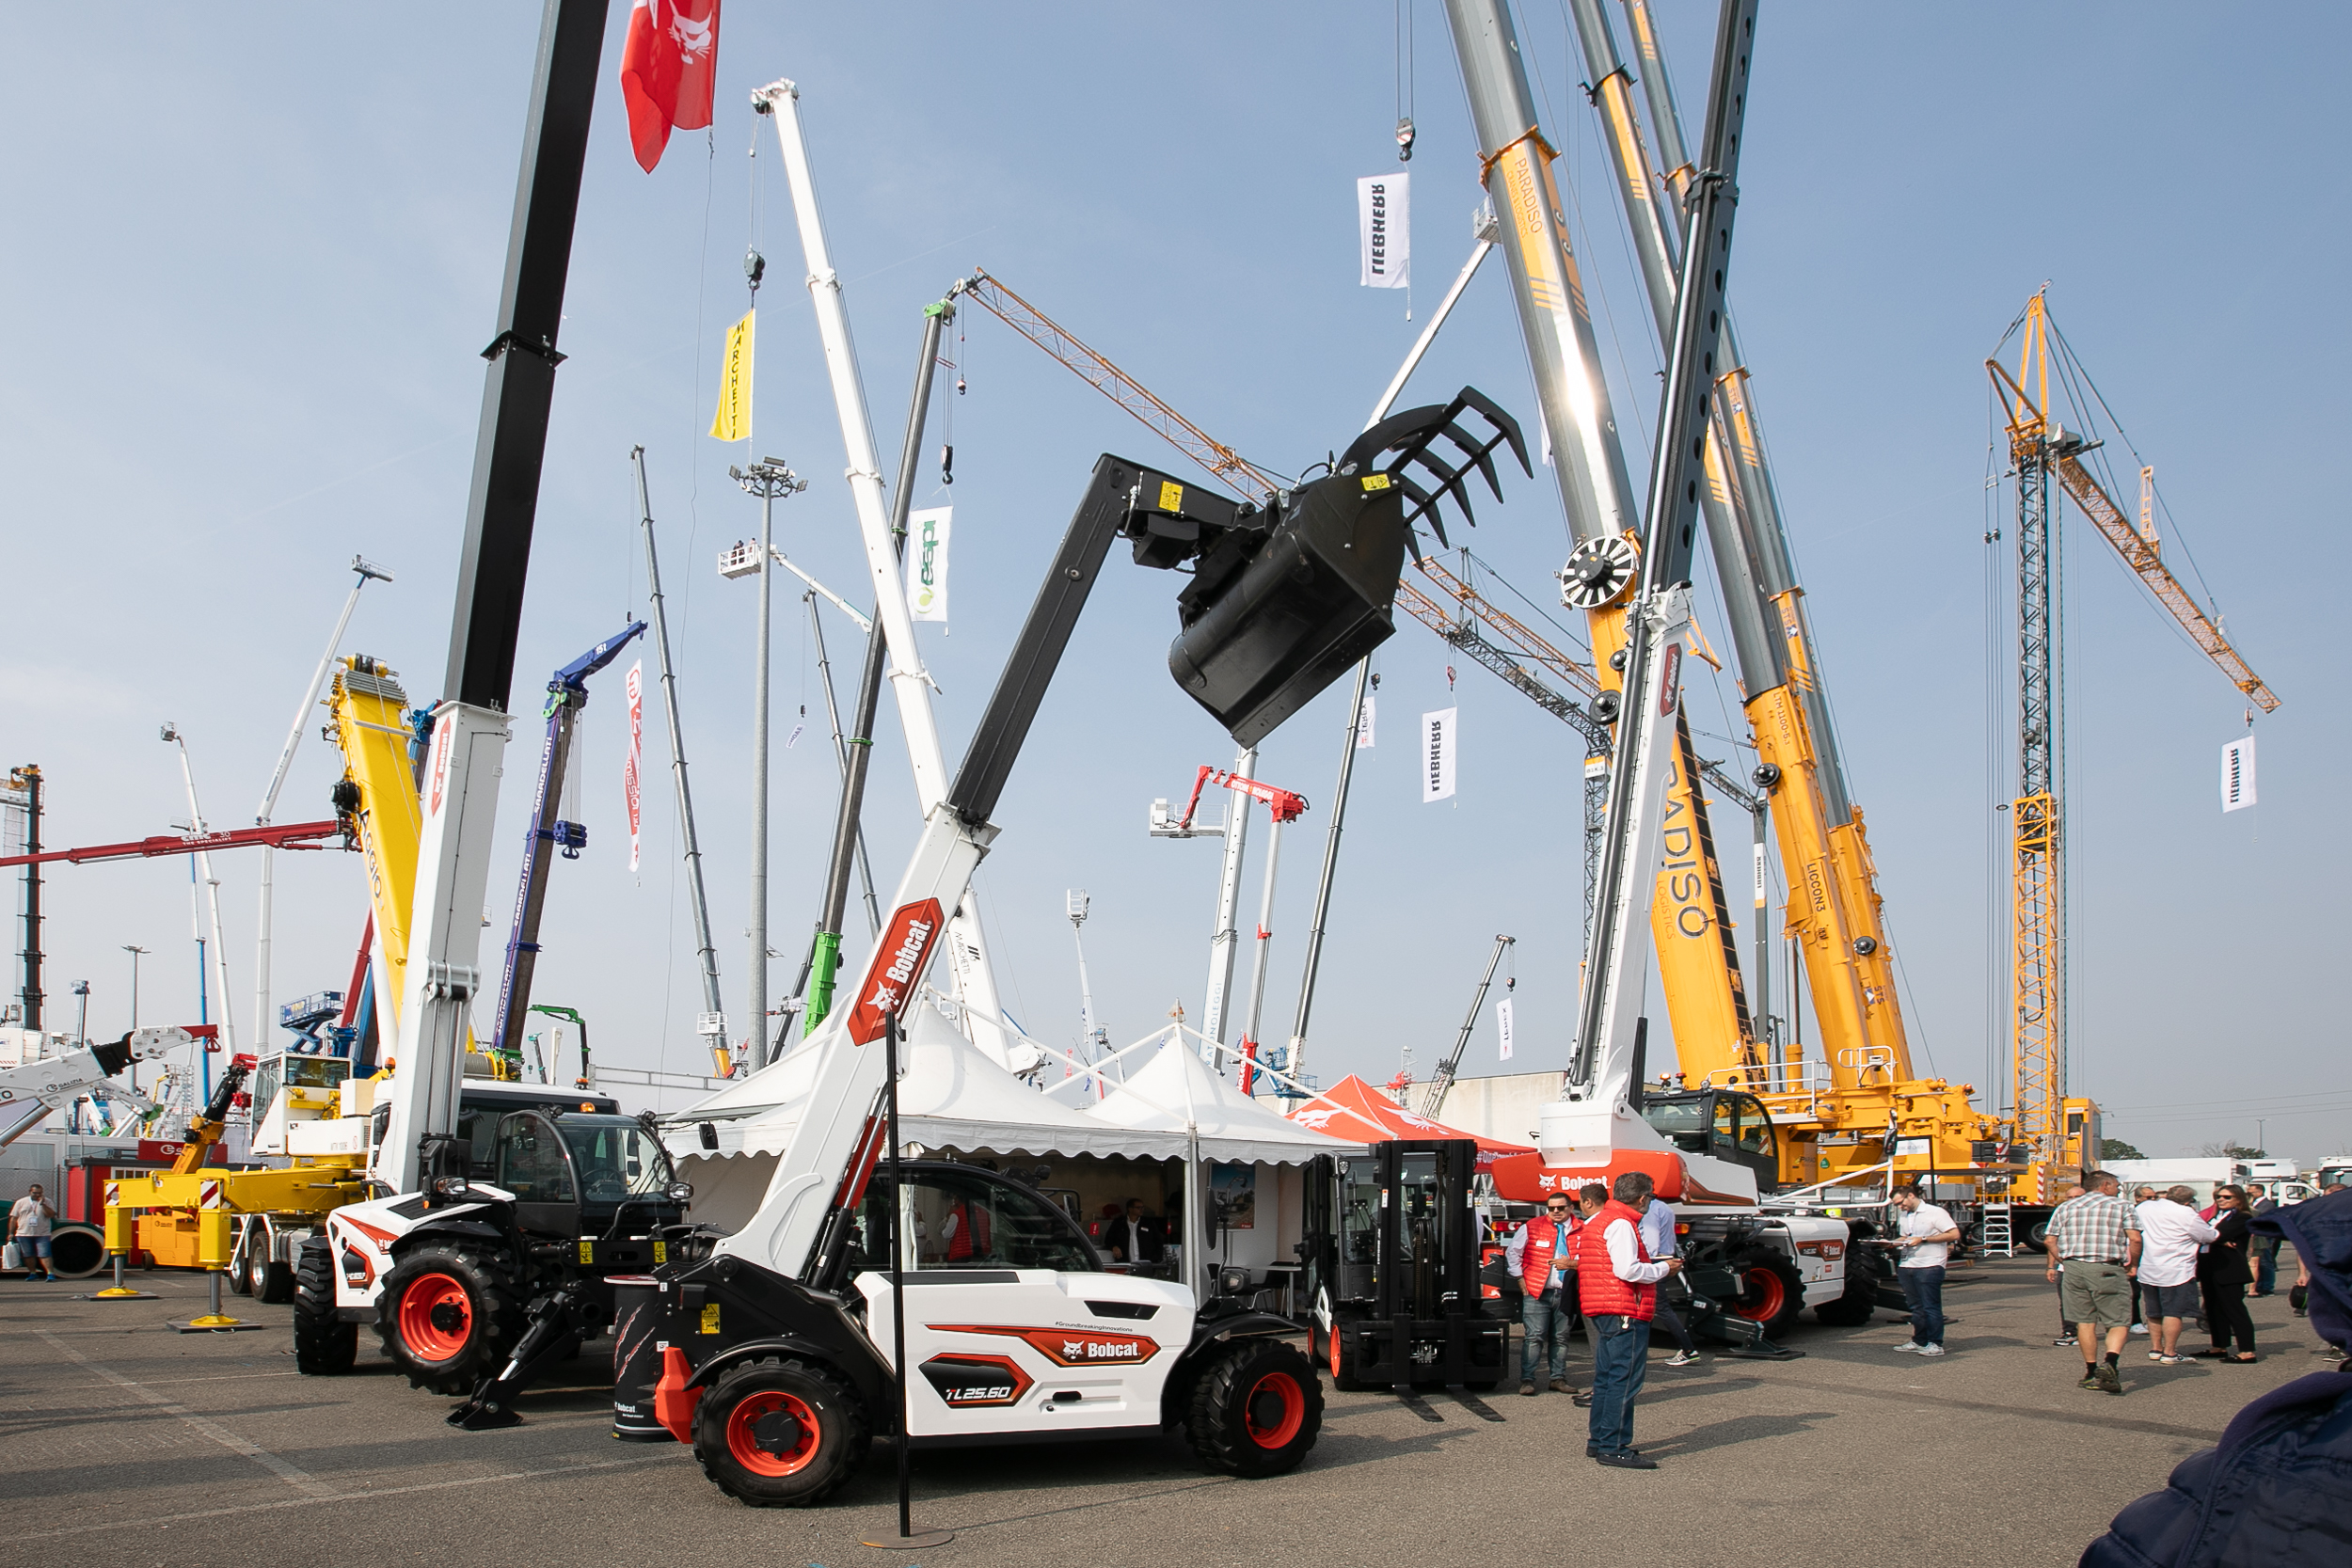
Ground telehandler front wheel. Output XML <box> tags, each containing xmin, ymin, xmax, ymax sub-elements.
<box><xmin>1187</xmin><ymin>1338</ymin><xmax>1324</xmax><ymax>1479</ymax></box>
<box><xmin>693</xmin><ymin>1355</ymin><xmax>870</xmax><ymax>1508</ymax></box>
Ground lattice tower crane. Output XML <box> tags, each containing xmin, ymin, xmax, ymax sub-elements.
<box><xmin>1987</xmin><ymin>292</ymin><xmax>2279</xmax><ymax>1167</ymax></box>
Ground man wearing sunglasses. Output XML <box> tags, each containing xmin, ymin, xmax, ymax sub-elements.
<box><xmin>1506</xmin><ymin>1189</ymin><xmax>1583</xmax><ymax>1397</ymax></box>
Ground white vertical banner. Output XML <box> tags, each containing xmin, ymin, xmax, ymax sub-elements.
<box><xmin>1357</xmin><ymin>690</ymin><xmax>1376</xmax><ymax>750</ymax></box>
<box><xmin>1497</xmin><ymin>994</ymin><xmax>1515</xmax><ymax>1062</ymax></box>
<box><xmin>907</xmin><ymin>506</ymin><xmax>952</xmax><ymax>624</ymax></box>
<box><xmin>623</xmin><ymin>660</ymin><xmax>644</xmax><ymax>873</ymax></box>
<box><xmin>1422</xmin><ymin>707</ymin><xmax>1456</xmax><ymax>802</ymax></box>
<box><xmin>1358</xmin><ymin>173</ymin><xmax>1410</xmax><ymax>289</ymax></box>
<box><xmin>2220</xmin><ymin>734</ymin><xmax>2256</xmax><ymax>812</ymax></box>
<box><xmin>1753</xmin><ymin>842</ymin><xmax>1767</xmax><ymax>909</ymax></box>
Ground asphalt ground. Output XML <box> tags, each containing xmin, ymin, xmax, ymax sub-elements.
<box><xmin>0</xmin><ymin>1257</ymin><xmax>2332</xmax><ymax>1568</ymax></box>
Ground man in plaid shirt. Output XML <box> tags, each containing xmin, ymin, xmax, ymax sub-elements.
<box><xmin>2045</xmin><ymin>1170</ymin><xmax>2142</xmax><ymax>1395</ymax></box>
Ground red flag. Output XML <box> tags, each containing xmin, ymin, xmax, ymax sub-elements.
<box><xmin>619</xmin><ymin>0</ymin><xmax>721</xmax><ymax>173</ymax></box>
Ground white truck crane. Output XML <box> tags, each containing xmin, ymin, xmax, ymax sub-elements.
<box><xmin>1462</xmin><ymin>0</ymin><xmax>1865</xmax><ymax>1348</ymax></box>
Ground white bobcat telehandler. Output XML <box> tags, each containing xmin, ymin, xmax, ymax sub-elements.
<box><xmin>616</xmin><ymin>392</ymin><xmax>1529</xmax><ymax>1505</ymax></box>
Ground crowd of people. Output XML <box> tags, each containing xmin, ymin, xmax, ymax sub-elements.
<box><xmin>1489</xmin><ymin>1167</ymin><xmax>2350</xmax><ymax>1480</ymax></box>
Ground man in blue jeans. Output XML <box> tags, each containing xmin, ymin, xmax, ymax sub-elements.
<box><xmin>1890</xmin><ymin>1184</ymin><xmax>1960</xmax><ymax>1357</ymax></box>
<box><xmin>1574</xmin><ymin>1171</ymin><xmax>1682</xmax><ymax>1469</ymax></box>
<box><xmin>1506</xmin><ymin>1189</ymin><xmax>1582</xmax><ymax>1395</ymax></box>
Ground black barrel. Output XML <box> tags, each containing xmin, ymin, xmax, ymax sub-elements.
<box><xmin>609</xmin><ymin>1276</ymin><xmax>673</xmax><ymax>1442</ymax></box>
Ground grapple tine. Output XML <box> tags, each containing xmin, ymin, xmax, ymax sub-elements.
<box><xmin>1440</xmin><ymin>420</ymin><xmax>1506</xmax><ymax>502</ymax></box>
<box><xmin>1459</xmin><ymin>386</ymin><xmax>1532</xmax><ymax>477</ymax></box>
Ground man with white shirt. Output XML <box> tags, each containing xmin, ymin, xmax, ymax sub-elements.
<box><xmin>1889</xmin><ymin>1185</ymin><xmax>1961</xmax><ymax>1356</ymax></box>
<box><xmin>1639</xmin><ymin>1194</ymin><xmax>1705</xmax><ymax>1367</ymax></box>
<box><xmin>1573</xmin><ymin>1170</ymin><xmax>1684</xmax><ymax>1470</ymax></box>
<box><xmin>2135</xmin><ymin>1184</ymin><xmax>2218</xmax><ymax>1364</ymax></box>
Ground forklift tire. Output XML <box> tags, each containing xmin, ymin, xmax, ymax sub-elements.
<box><xmin>1726</xmin><ymin>1254</ymin><xmax>1807</xmax><ymax>1340</ymax></box>
<box><xmin>375</xmin><ymin>1243</ymin><xmax>526</xmax><ymax>1395</ymax></box>
<box><xmin>1313</xmin><ymin>1323</ymin><xmax>1364</xmax><ymax>1392</ymax></box>
<box><xmin>1187</xmin><ymin>1338</ymin><xmax>1324</xmax><ymax>1479</ymax></box>
<box><xmin>293</xmin><ymin>1238</ymin><xmax>358</xmax><ymax>1376</ymax></box>
<box><xmin>693</xmin><ymin>1355</ymin><xmax>870</xmax><ymax>1508</ymax></box>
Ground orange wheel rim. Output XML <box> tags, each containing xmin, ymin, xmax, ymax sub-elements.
<box><xmin>1327</xmin><ymin>1327</ymin><xmax>1343</xmax><ymax>1379</ymax></box>
<box><xmin>396</xmin><ymin>1272</ymin><xmax>473</xmax><ymax>1362</ymax></box>
<box><xmin>1244</xmin><ymin>1370</ymin><xmax>1305</xmax><ymax>1449</ymax></box>
<box><xmin>1733</xmin><ymin>1265</ymin><xmax>1787</xmax><ymax>1323</ymax></box>
<box><xmin>725</xmin><ymin>1389</ymin><xmax>820</xmax><ymax>1477</ymax></box>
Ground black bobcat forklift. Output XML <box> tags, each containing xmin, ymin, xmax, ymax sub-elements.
<box><xmin>1302</xmin><ymin>1139</ymin><xmax>1509</xmax><ymax>1393</ymax></box>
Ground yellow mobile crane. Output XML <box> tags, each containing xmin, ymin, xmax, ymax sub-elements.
<box><xmin>1517</xmin><ymin>0</ymin><xmax>2067</xmax><ymax>1215</ymax></box>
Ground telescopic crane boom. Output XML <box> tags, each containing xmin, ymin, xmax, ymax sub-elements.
<box><xmin>488</xmin><ymin>620</ymin><xmax>646</xmax><ymax>1062</ymax></box>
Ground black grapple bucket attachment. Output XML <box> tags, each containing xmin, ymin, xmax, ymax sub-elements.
<box><xmin>1149</xmin><ymin>388</ymin><xmax>1527</xmax><ymax>745</ymax></box>
<box><xmin>1166</xmin><ymin>472</ymin><xmax>1406</xmax><ymax>746</ymax></box>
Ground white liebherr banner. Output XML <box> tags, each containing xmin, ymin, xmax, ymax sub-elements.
<box><xmin>623</xmin><ymin>660</ymin><xmax>644</xmax><ymax>873</ymax></box>
<box><xmin>1357</xmin><ymin>690</ymin><xmax>1376</xmax><ymax>749</ymax></box>
<box><xmin>907</xmin><ymin>507</ymin><xmax>951</xmax><ymax>624</ymax></box>
<box><xmin>2221</xmin><ymin>735</ymin><xmax>2256</xmax><ymax>812</ymax></box>
<box><xmin>1422</xmin><ymin>706</ymin><xmax>1456</xmax><ymax>802</ymax></box>
<box><xmin>1359</xmin><ymin>173</ymin><xmax>1409</xmax><ymax>289</ymax></box>
<box><xmin>1497</xmin><ymin>994</ymin><xmax>1515</xmax><ymax>1062</ymax></box>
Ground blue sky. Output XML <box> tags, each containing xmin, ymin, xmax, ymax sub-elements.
<box><xmin>4</xmin><ymin>5</ymin><xmax>2343</xmax><ymax>1159</ymax></box>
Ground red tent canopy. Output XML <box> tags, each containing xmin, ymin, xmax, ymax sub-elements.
<box><xmin>1287</xmin><ymin>1075</ymin><xmax>1532</xmax><ymax>1168</ymax></box>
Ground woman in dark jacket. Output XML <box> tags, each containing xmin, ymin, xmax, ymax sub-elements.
<box><xmin>2196</xmin><ymin>1185</ymin><xmax>2258</xmax><ymax>1361</ymax></box>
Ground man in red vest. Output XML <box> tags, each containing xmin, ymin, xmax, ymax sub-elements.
<box><xmin>1575</xmin><ymin>1170</ymin><xmax>1683</xmax><ymax>1469</ymax></box>
<box><xmin>1506</xmin><ymin>1190</ymin><xmax>1582</xmax><ymax>1396</ymax></box>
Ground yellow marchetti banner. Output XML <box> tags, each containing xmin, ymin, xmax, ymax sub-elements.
<box><xmin>709</xmin><ymin>308</ymin><xmax>755</xmax><ymax>441</ymax></box>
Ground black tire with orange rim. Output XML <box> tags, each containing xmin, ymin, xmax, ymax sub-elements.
<box><xmin>1186</xmin><ymin>1338</ymin><xmax>1324</xmax><ymax>1479</ymax></box>
<box><xmin>1725</xmin><ymin>1253</ymin><xmax>1806</xmax><ymax>1339</ymax></box>
<box><xmin>692</xmin><ymin>1354</ymin><xmax>870</xmax><ymax>1508</ymax></box>
<box><xmin>374</xmin><ymin>1243</ymin><xmax>525</xmax><ymax>1395</ymax></box>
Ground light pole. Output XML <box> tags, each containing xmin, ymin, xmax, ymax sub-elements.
<box><xmin>122</xmin><ymin>945</ymin><xmax>148</xmax><ymax>1093</ymax></box>
<box><xmin>729</xmin><ymin>457</ymin><xmax>806</xmax><ymax>1071</ymax></box>
<box><xmin>1068</xmin><ymin>891</ymin><xmax>1109</xmax><ymax>1096</ymax></box>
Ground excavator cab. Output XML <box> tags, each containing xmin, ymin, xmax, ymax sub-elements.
<box><xmin>1641</xmin><ymin>1089</ymin><xmax>1782</xmax><ymax>1194</ymax></box>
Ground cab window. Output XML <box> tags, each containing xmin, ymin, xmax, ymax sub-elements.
<box><xmin>558</xmin><ymin>1118</ymin><xmax>674</xmax><ymax>1205</ymax></box>
<box><xmin>497</xmin><ymin>1117</ymin><xmax>575</xmax><ymax>1204</ymax></box>
<box><xmin>853</xmin><ymin>1169</ymin><xmax>1098</xmax><ymax>1275</ymax></box>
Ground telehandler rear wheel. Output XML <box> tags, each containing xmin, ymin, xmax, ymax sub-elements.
<box><xmin>375</xmin><ymin>1243</ymin><xmax>526</xmax><ymax>1394</ymax></box>
<box><xmin>1187</xmin><ymin>1338</ymin><xmax>1324</xmax><ymax>1479</ymax></box>
<box><xmin>693</xmin><ymin>1355</ymin><xmax>870</xmax><ymax>1507</ymax></box>
<box><xmin>293</xmin><ymin>1238</ymin><xmax>357</xmax><ymax>1376</ymax></box>
<box><xmin>1312</xmin><ymin>1323</ymin><xmax>1364</xmax><ymax>1392</ymax></box>
<box><xmin>1814</xmin><ymin>1251</ymin><xmax>1883</xmax><ymax>1327</ymax></box>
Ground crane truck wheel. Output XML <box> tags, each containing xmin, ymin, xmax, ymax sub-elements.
<box><xmin>1187</xmin><ymin>1338</ymin><xmax>1325</xmax><ymax>1479</ymax></box>
<box><xmin>243</xmin><ymin>1227</ymin><xmax>295</xmax><ymax>1304</ymax></box>
<box><xmin>1726</xmin><ymin>1254</ymin><xmax>1807</xmax><ymax>1339</ymax></box>
<box><xmin>293</xmin><ymin>1238</ymin><xmax>358</xmax><ymax>1376</ymax></box>
<box><xmin>692</xmin><ymin>1354</ymin><xmax>870</xmax><ymax>1508</ymax></box>
<box><xmin>375</xmin><ymin>1244</ymin><xmax>526</xmax><ymax>1395</ymax></box>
